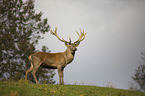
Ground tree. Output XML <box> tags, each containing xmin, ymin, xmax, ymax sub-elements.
<box><xmin>131</xmin><ymin>52</ymin><xmax>145</xmax><ymax>91</ymax></box>
<box><xmin>0</xmin><ymin>0</ymin><xmax>55</xmax><ymax>83</ymax></box>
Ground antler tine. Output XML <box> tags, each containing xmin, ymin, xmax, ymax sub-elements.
<box><xmin>62</xmin><ymin>37</ymin><xmax>69</xmax><ymax>43</ymax></box>
<box><xmin>74</xmin><ymin>29</ymin><xmax>86</xmax><ymax>43</ymax></box>
<box><xmin>50</xmin><ymin>27</ymin><xmax>69</xmax><ymax>43</ymax></box>
<box><xmin>80</xmin><ymin>32</ymin><xmax>87</xmax><ymax>42</ymax></box>
<box><xmin>76</xmin><ymin>30</ymin><xmax>80</xmax><ymax>36</ymax></box>
<box><xmin>50</xmin><ymin>27</ymin><xmax>57</xmax><ymax>35</ymax></box>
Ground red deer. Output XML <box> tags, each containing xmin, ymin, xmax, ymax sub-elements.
<box><xmin>25</xmin><ymin>27</ymin><xmax>86</xmax><ymax>84</ymax></box>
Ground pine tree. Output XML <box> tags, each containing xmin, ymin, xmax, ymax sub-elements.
<box><xmin>0</xmin><ymin>0</ymin><xmax>55</xmax><ymax>83</ymax></box>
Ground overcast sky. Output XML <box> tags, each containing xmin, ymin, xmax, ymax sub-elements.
<box><xmin>34</xmin><ymin>0</ymin><xmax>145</xmax><ymax>89</ymax></box>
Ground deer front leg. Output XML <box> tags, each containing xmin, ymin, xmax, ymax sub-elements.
<box><xmin>58</xmin><ymin>67</ymin><xmax>64</xmax><ymax>85</ymax></box>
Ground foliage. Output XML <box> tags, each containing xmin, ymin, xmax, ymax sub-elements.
<box><xmin>131</xmin><ymin>52</ymin><xmax>145</xmax><ymax>91</ymax></box>
<box><xmin>0</xmin><ymin>0</ymin><xmax>55</xmax><ymax>84</ymax></box>
<box><xmin>0</xmin><ymin>82</ymin><xmax>145</xmax><ymax>96</ymax></box>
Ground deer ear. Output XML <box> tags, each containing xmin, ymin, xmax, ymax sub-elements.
<box><xmin>74</xmin><ymin>42</ymin><xmax>80</xmax><ymax>47</ymax></box>
<box><xmin>65</xmin><ymin>43</ymin><xmax>69</xmax><ymax>47</ymax></box>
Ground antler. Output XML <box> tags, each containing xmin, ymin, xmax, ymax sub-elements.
<box><xmin>50</xmin><ymin>27</ymin><xmax>70</xmax><ymax>44</ymax></box>
<box><xmin>74</xmin><ymin>28</ymin><xmax>87</xmax><ymax>43</ymax></box>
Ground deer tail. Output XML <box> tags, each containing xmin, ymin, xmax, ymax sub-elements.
<box><xmin>29</xmin><ymin>54</ymin><xmax>34</xmax><ymax>66</ymax></box>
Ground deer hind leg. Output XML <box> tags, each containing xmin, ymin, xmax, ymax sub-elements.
<box><xmin>26</xmin><ymin>55</ymin><xmax>42</xmax><ymax>84</ymax></box>
<box><xmin>25</xmin><ymin>63</ymin><xmax>33</xmax><ymax>82</ymax></box>
<box><xmin>31</xmin><ymin>63</ymin><xmax>41</xmax><ymax>84</ymax></box>
<box><xmin>31</xmin><ymin>56</ymin><xmax>42</xmax><ymax>84</ymax></box>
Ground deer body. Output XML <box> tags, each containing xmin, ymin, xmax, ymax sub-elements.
<box><xmin>25</xmin><ymin>27</ymin><xmax>86</xmax><ymax>84</ymax></box>
<box><xmin>30</xmin><ymin>48</ymin><xmax>74</xmax><ymax>69</ymax></box>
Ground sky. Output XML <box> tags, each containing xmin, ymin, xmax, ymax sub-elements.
<box><xmin>34</xmin><ymin>0</ymin><xmax>145</xmax><ymax>89</ymax></box>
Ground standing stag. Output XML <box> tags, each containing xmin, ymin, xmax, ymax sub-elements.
<box><xmin>25</xmin><ymin>27</ymin><xmax>86</xmax><ymax>84</ymax></box>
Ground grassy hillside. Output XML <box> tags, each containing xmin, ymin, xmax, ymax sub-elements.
<box><xmin>0</xmin><ymin>81</ymin><xmax>145</xmax><ymax>96</ymax></box>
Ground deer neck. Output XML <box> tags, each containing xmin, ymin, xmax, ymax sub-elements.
<box><xmin>64</xmin><ymin>48</ymin><xmax>75</xmax><ymax>64</ymax></box>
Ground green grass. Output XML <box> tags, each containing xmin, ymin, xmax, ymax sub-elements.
<box><xmin>0</xmin><ymin>81</ymin><xmax>145</xmax><ymax>96</ymax></box>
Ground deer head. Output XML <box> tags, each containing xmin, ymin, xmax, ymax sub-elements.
<box><xmin>50</xmin><ymin>27</ymin><xmax>86</xmax><ymax>54</ymax></box>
